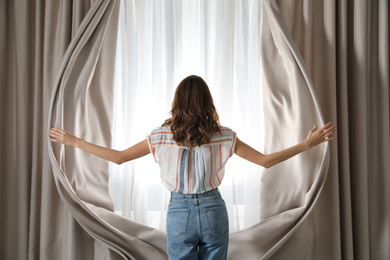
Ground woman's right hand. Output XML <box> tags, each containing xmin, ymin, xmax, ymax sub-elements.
<box><xmin>304</xmin><ymin>122</ymin><xmax>336</xmax><ymax>149</ymax></box>
<box><xmin>49</xmin><ymin>128</ymin><xmax>78</xmax><ymax>147</ymax></box>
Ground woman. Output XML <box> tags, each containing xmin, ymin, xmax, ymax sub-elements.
<box><xmin>49</xmin><ymin>75</ymin><xmax>336</xmax><ymax>260</ymax></box>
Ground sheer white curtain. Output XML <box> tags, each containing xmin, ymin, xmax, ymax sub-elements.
<box><xmin>109</xmin><ymin>0</ymin><xmax>263</xmax><ymax>233</ymax></box>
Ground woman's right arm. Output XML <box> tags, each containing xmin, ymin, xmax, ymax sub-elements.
<box><xmin>49</xmin><ymin>128</ymin><xmax>150</xmax><ymax>165</ymax></box>
<box><xmin>234</xmin><ymin>122</ymin><xmax>336</xmax><ymax>168</ymax></box>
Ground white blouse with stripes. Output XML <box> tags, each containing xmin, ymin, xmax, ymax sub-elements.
<box><xmin>147</xmin><ymin>126</ymin><xmax>237</xmax><ymax>194</ymax></box>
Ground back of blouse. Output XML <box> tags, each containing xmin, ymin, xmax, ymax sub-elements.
<box><xmin>147</xmin><ymin>126</ymin><xmax>237</xmax><ymax>194</ymax></box>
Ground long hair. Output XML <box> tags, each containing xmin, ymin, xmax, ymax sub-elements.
<box><xmin>162</xmin><ymin>75</ymin><xmax>221</xmax><ymax>147</ymax></box>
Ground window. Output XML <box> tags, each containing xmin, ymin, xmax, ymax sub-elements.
<box><xmin>110</xmin><ymin>0</ymin><xmax>263</xmax><ymax>233</ymax></box>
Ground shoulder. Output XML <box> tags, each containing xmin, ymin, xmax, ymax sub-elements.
<box><xmin>218</xmin><ymin>126</ymin><xmax>236</xmax><ymax>137</ymax></box>
<box><xmin>209</xmin><ymin>125</ymin><xmax>236</xmax><ymax>143</ymax></box>
<box><xmin>147</xmin><ymin>126</ymin><xmax>176</xmax><ymax>152</ymax></box>
<box><xmin>147</xmin><ymin>126</ymin><xmax>174</xmax><ymax>143</ymax></box>
<box><xmin>149</xmin><ymin>126</ymin><xmax>172</xmax><ymax>136</ymax></box>
<box><xmin>219</xmin><ymin>126</ymin><xmax>234</xmax><ymax>133</ymax></box>
<box><xmin>209</xmin><ymin>126</ymin><xmax>237</xmax><ymax>157</ymax></box>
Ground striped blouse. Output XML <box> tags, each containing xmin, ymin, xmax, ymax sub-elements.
<box><xmin>147</xmin><ymin>126</ymin><xmax>237</xmax><ymax>194</ymax></box>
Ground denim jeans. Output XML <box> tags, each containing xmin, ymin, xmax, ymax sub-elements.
<box><xmin>166</xmin><ymin>189</ymin><xmax>229</xmax><ymax>260</ymax></box>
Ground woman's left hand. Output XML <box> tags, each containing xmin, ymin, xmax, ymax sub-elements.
<box><xmin>305</xmin><ymin>122</ymin><xmax>336</xmax><ymax>149</ymax></box>
<box><xmin>49</xmin><ymin>128</ymin><xmax>78</xmax><ymax>147</ymax></box>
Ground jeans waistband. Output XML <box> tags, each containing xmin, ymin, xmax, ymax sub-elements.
<box><xmin>170</xmin><ymin>188</ymin><xmax>220</xmax><ymax>199</ymax></box>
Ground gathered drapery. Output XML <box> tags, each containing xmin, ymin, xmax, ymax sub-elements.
<box><xmin>1</xmin><ymin>0</ymin><xmax>388</xmax><ymax>260</ymax></box>
<box><xmin>0</xmin><ymin>0</ymin><xmax>128</xmax><ymax>259</ymax></box>
<box><xmin>48</xmin><ymin>0</ymin><xmax>168</xmax><ymax>259</ymax></box>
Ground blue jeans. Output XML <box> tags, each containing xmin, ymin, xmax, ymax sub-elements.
<box><xmin>166</xmin><ymin>189</ymin><xmax>229</xmax><ymax>260</ymax></box>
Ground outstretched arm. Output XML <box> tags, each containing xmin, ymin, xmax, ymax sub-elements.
<box><xmin>234</xmin><ymin>122</ymin><xmax>336</xmax><ymax>168</ymax></box>
<box><xmin>49</xmin><ymin>128</ymin><xmax>150</xmax><ymax>165</ymax></box>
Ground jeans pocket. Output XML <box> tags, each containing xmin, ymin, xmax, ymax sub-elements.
<box><xmin>205</xmin><ymin>205</ymin><xmax>229</xmax><ymax>235</ymax></box>
<box><xmin>167</xmin><ymin>208</ymin><xmax>190</xmax><ymax>237</ymax></box>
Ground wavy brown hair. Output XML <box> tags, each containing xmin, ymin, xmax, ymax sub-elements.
<box><xmin>162</xmin><ymin>75</ymin><xmax>221</xmax><ymax>147</ymax></box>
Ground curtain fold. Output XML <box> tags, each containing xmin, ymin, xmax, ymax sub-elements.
<box><xmin>228</xmin><ymin>0</ymin><xmax>330</xmax><ymax>258</ymax></box>
<box><xmin>48</xmin><ymin>0</ymin><xmax>168</xmax><ymax>259</ymax></box>
<box><xmin>263</xmin><ymin>1</ymin><xmax>340</xmax><ymax>258</ymax></box>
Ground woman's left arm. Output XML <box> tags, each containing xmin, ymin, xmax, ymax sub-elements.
<box><xmin>49</xmin><ymin>128</ymin><xmax>150</xmax><ymax>165</ymax></box>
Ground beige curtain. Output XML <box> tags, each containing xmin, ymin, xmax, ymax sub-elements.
<box><xmin>253</xmin><ymin>0</ymin><xmax>389</xmax><ymax>259</ymax></box>
<box><xmin>0</xmin><ymin>0</ymin><xmax>126</xmax><ymax>259</ymax></box>
<box><xmin>1</xmin><ymin>0</ymin><xmax>389</xmax><ymax>260</ymax></box>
